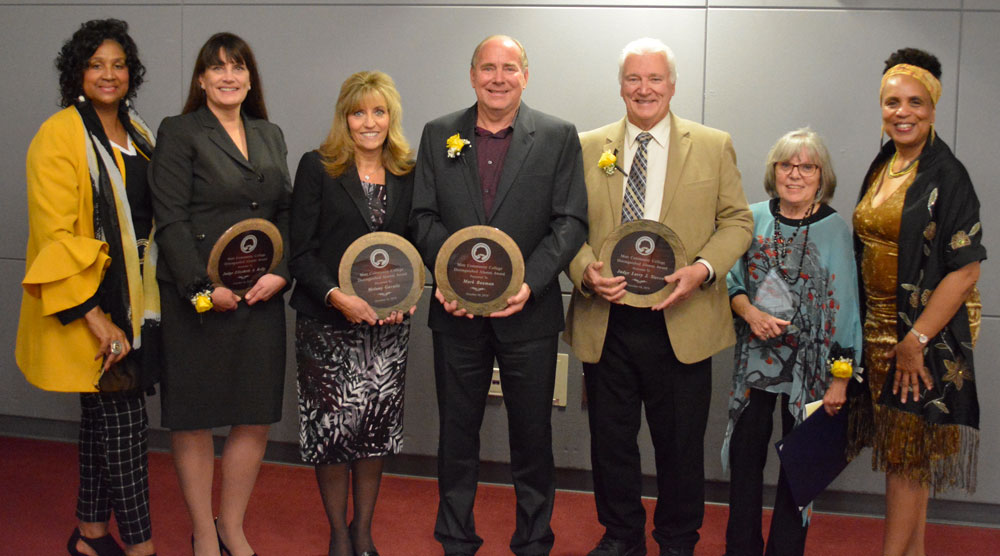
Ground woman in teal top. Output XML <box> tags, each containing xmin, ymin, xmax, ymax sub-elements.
<box><xmin>721</xmin><ymin>128</ymin><xmax>862</xmax><ymax>556</ymax></box>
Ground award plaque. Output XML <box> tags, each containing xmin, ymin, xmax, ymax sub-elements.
<box><xmin>338</xmin><ymin>232</ymin><xmax>425</xmax><ymax>320</ymax></box>
<box><xmin>207</xmin><ymin>218</ymin><xmax>283</xmax><ymax>296</ymax></box>
<box><xmin>598</xmin><ymin>219</ymin><xmax>687</xmax><ymax>307</ymax></box>
<box><xmin>434</xmin><ymin>225</ymin><xmax>524</xmax><ymax>316</ymax></box>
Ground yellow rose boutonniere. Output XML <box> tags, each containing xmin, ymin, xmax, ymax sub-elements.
<box><xmin>446</xmin><ymin>133</ymin><xmax>471</xmax><ymax>158</ymax></box>
<box><xmin>598</xmin><ymin>150</ymin><xmax>617</xmax><ymax>176</ymax></box>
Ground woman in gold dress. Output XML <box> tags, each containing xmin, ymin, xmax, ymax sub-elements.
<box><xmin>853</xmin><ymin>48</ymin><xmax>985</xmax><ymax>556</ymax></box>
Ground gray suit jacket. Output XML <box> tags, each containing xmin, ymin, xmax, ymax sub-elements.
<box><xmin>410</xmin><ymin>102</ymin><xmax>588</xmax><ymax>341</ymax></box>
<box><xmin>150</xmin><ymin>105</ymin><xmax>292</xmax><ymax>299</ymax></box>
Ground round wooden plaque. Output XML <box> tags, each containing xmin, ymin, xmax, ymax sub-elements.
<box><xmin>434</xmin><ymin>225</ymin><xmax>525</xmax><ymax>316</ymax></box>
<box><xmin>338</xmin><ymin>232</ymin><xmax>425</xmax><ymax>320</ymax></box>
<box><xmin>207</xmin><ymin>218</ymin><xmax>284</xmax><ymax>296</ymax></box>
<box><xmin>598</xmin><ymin>219</ymin><xmax>687</xmax><ymax>307</ymax></box>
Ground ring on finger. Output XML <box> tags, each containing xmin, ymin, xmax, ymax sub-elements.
<box><xmin>109</xmin><ymin>340</ymin><xmax>123</xmax><ymax>355</ymax></box>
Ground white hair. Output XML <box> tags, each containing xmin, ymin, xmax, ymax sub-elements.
<box><xmin>618</xmin><ymin>37</ymin><xmax>677</xmax><ymax>84</ymax></box>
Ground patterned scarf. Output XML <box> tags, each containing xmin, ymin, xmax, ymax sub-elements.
<box><xmin>75</xmin><ymin>101</ymin><xmax>160</xmax><ymax>351</ymax></box>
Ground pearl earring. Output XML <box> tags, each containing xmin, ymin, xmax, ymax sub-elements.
<box><xmin>77</xmin><ymin>95</ymin><xmax>86</xmax><ymax>103</ymax></box>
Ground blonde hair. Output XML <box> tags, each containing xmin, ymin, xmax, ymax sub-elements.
<box><xmin>318</xmin><ymin>71</ymin><xmax>413</xmax><ymax>178</ymax></box>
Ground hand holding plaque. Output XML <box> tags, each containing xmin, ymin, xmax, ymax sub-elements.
<box><xmin>434</xmin><ymin>226</ymin><xmax>525</xmax><ymax>316</ymax></box>
<box><xmin>338</xmin><ymin>232</ymin><xmax>425</xmax><ymax>320</ymax></box>
<box><xmin>598</xmin><ymin>219</ymin><xmax>687</xmax><ymax>308</ymax></box>
<box><xmin>207</xmin><ymin>218</ymin><xmax>284</xmax><ymax>297</ymax></box>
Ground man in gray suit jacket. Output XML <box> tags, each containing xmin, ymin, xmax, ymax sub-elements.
<box><xmin>410</xmin><ymin>35</ymin><xmax>588</xmax><ymax>556</ymax></box>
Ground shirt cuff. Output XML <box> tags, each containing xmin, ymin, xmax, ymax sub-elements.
<box><xmin>56</xmin><ymin>294</ymin><xmax>100</xmax><ymax>325</ymax></box>
<box><xmin>324</xmin><ymin>286</ymin><xmax>340</xmax><ymax>307</ymax></box>
<box><xmin>695</xmin><ymin>258</ymin><xmax>715</xmax><ymax>284</ymax></box>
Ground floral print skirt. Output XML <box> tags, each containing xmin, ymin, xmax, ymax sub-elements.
<box><xmin>295</xmin><ymin>314</ymin><xmax>409</xmax><ymax>464</ymax></box>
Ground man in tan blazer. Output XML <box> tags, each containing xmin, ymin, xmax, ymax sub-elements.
<box><xmin>563</xmin><ymin>38</ymin><xmax>752</xmax><ymax>556</ymax></box>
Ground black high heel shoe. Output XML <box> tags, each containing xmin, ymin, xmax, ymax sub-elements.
<box><xmin>214</xmin><ymin>518</ymin><xmax>230</xmax><ymax>555</ymax></box>
<box><xmin>67</xmin><ymin>528</ymin><xmax>125</xmax><ymax>556</ymax></box>
<box><xmin>215</xmin><ymin>518</ymin><xmax>257</xmax><ymax>556</ymax></box>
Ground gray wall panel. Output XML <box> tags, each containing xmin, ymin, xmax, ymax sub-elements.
<box><xmin>710</xmin><ymin>0</ymin><xmax>958</xmax><ymax>7</ymax></box>
<box><xmin>704</xmin><ymin>8</ymin><xmax>960</xmax><ymax>219</ymax></box>
<box><xmin>176</xmin><ymin>5</ymin><xmax>706</xmax><ymax>175</ymax></box>
<box><xmin>964</xmin><ymin>0</ymin><xmax>1000</xmax><ymax>11</ymax></box>
<box><xmin>0</xmin><ymin>5</ymin><xmax>184</xmax><ymax>260</ymax></box>
<box><xmin>956</xmin><ymin>11</ymin><xmax>999</xmax><ymax>315</ymax></box>
<box><xmin>201</xmin><ymin>0</ymin><xmax>702</xmax><ymax>5</ymax></box>
<box><xmin>0</xmin><ymin>259</ymin><xmax>81</xmax><ymax>421</ymax></box>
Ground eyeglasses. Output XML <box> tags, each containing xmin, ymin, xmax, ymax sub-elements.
<box><xmin>775</xmin><ymin>161</ymin><xmax>820</xmax><ymax>177</ymax></box>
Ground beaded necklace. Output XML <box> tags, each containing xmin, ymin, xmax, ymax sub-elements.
<box><xmin>771</xmin><ymin>202</ymin><xmax>814</xmax><ymax>285</ymax></box>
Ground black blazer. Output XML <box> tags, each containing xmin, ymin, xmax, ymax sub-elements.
<box><xmin>150</xmin><ymin>105</ymin><xmax>292</xmax><ymax>298</ymax></box>
<box><xmin>288</xmin><ymin>150</ymin><xmax>415</xmax><ymax>327</ymax></box>
<box><xmin>410</xmin><ymin>102</ymin><xmax>588</xmax><ymax>341</ymax></box>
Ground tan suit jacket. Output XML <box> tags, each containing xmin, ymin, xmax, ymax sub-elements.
<box><xmin>563</xmin><ymin>113</ymin><xmax>752</xmax><ymax>364</ymax></box>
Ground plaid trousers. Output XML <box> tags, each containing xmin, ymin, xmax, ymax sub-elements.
<box><xmin>77</xmin><ymin>391</ymin><xmax>152</xmax><ymax>545</ymax></box>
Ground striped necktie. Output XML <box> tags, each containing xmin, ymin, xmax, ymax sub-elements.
<box><xmin>622</xmin><ymin>131</ymin><xmax>652</xmax><ymax>223</ymax></box>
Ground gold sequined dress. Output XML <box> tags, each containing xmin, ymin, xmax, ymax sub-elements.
<box><xmin>854</xmin><ymin>165</ymin><xmax>962</xmax><ymax>484</ymax></box>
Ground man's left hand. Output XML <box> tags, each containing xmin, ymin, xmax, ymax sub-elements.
<box><xmin>489</xmin><ymin>283</ymin><xmax>531</xmax><ymax>318</ymax></box>
<box><xmin>651</xmin><ymin>263</ymin><xmax>709</xmax><ymax>311</ymax></box>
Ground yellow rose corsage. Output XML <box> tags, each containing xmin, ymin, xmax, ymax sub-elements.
<box><xmin>193</xmin><ymin>292</ymin><xmax>213</xmax><ymax>313</ymax></box>
<box><xmin>188</xmin><ymin>280</ymin><xmax>215</xmax><ymax>313</ymax></box>
<box><xmin>829</xmin><ymin>357</ymin><xmax>853</xmax><ymax>379</ymax></box>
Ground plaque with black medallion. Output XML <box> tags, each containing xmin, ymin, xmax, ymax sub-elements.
<box><xmin>207</xmin><ymin>218</ymin><xmax>283</xmax><ymax>296</ymax></box>
<box><xmin>434</xmin><ymin>225</ymin><xmax>525</xmax><ymax>316</ymax></box>
<box><xmin>338</xmin><ymin>232</ymin><xmax>425</xmax><ymax>320</ymax></box>
<box><xmin>598</xmin><ymin>219</ymin><xmax>687</xmax><ymax>307</ymax></box>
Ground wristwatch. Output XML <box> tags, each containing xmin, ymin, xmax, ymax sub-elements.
<box><xmin>909</xmin><ymin>327</ymin><xmax>929</xmax><ymax>345</ymax></box>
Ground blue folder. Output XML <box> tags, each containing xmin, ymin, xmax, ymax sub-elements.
<box><xmin>774</xmin><ymin>405</ymin><xmax>850</xmax><ymax>509</ymax></box>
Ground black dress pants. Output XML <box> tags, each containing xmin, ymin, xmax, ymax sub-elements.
<box><xmin>725</xmin><ymin>388</ymin><xmax>808</xmax><ymax>556</ymax></box>
<box><xmin>432</xmin><ymin>329</ymin><xmax>558</xmax><ymax>556</ymax></box>
<box><xmin>583</xmin><ymin>304</ymin><xmax>711</xmax><ymax>551</ymax></box>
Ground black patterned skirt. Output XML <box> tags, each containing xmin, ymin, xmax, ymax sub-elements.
<box><xmin>295</xmin><ymin>314</ymin><xmax>410</xmax><ymax>464</ymax></box>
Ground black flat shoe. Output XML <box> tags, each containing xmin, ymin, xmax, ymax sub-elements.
<box><xmin>68</xmin><ymin>528</ymin><xmax>126</xmax><ymax>556</ymax></box>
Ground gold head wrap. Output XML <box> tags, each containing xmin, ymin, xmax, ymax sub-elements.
<box><xmin>880</xmin><ymin>63</ymin><xmax>942</xmax><ymax>106</ymax></box>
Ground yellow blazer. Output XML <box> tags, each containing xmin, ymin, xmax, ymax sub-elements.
<box><xmin>16</xmin><ymin>107</ymin><xmax>139</xmax><ymax>392</ymax></box>
<box><xmin>563</xmin><ymin>113</ymin><xmax>753</xmax><ymax>364</ymax></box>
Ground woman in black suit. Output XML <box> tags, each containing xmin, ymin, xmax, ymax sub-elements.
<box><xmin>289</xmin><ymin>71</ymin><xmax>415</xmax><ymax>556</ymax></box>
<box><xmin>149</xmin><ymin>32</ymin><xmax>291</xmax><ymax>556</ymax></box>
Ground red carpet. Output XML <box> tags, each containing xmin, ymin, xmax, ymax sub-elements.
<box><xmin>2</xmin><ymin>435</ymin><xmax>996</xmax><ymax>555</ymax></box>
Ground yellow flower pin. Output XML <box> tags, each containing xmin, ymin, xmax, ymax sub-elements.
<box><xmin>446</xmin><ymin>133</ymin><xmax>470</xmax><ymax>158</ymax></box>
<box><xmin>598</xmin><ymin>150</ymin><xmax>617</xmax><ymax>175</ymax></box>
<box><xmin>193</xmin><ymin>293</ymin><xmax>213</xmax><ymax>313</ymax></box>
<box><xmin>830</xmin><ymin>359</ymin><xmax>853</xmax><ymax>379</ymax></box>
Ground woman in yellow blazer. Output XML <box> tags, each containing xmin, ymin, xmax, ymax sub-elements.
<box><xmin>16</xmin><ymin>19</ymin><xmax>158</xmax><ymax>556</ymax></box>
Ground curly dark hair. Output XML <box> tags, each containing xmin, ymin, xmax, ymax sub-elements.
<box><xmin>55</xmin><ymin>18</ymin><xmax>145</xmax><ymax>108</ymax></box>
<box><xmin>182</xmin><ymin>32</ymin><xmax>268</xmax><ymax>120</ymax></box>
<box><xmin>883</xmin><ymin>47</ymin><xmax>942</xmax><ymax>79</ymax></box>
